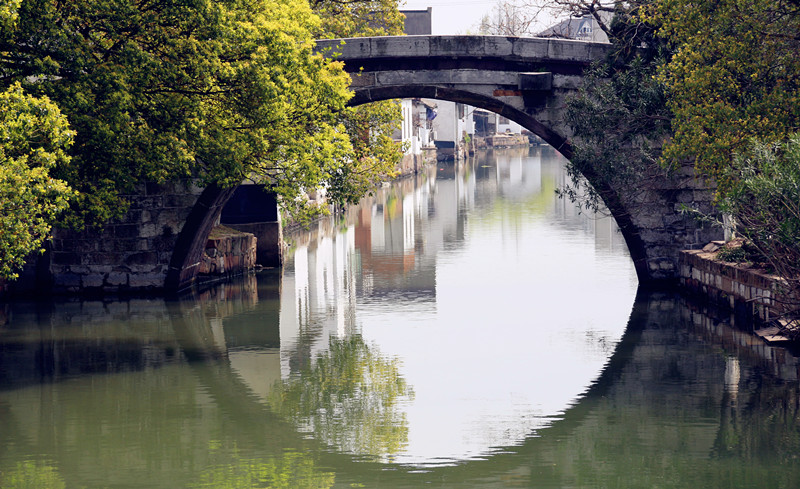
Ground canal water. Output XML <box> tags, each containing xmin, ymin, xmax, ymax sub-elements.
<box><xmin>1</xmin><ymin>147</ymin><xmax>800</xmax><ymax>488</ymax></box>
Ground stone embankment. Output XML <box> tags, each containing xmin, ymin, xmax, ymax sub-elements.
<box><xmin>680</xmin><ymin>241</ymin><xmax>798</xmax><ymax>343</ymax></box>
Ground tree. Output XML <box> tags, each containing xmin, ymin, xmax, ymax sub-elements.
<box><xmin>643</xmin><ymin>0</ymin><xmax>800</xmax><ymax>316</ymax></box>
<box><xmin>644</xmin><ymin>0</ymin><xmax>800</xmax><ymax>193</ymax></box>
<box><xmin>312</xmin><ymin>0</ymin><xmax>404</xmax><ymax>38</ymax></box>
<box><xmin>716</xmin><ymin>136</ymin><xmax>800</xmax><ymax>318</ymax></box>
<box><xmin>559</xmin><ymin>1</ymin><xmax>674</xmax><ymax>213</ymax></box>
<box><xmin>0</xmin><ymin>0</ymin><xmax>356</xmax><ymax>228</ymax></box>
<box><xmin>0</xmin><ymin>2</ymin><xmax>74</xmax><ymax>281</ymax></box>
<box><xmin>0</xmin><ymin>0</ymin><xmax>21</xmax><ymax>32</ymax></box>
<box><xmin>476</xmin><ymin>0</ymin><xmax>619</xmax><ymax>38</ymax></box>
<box><xmin>310</xmin><ymin>0</ymin><xmax>405</xmax><ymax>214</ymax></box>
<box><xmin>477</xmin><ymin>0</ymin><xmax>541</xmax><ymax>36</ymax></box>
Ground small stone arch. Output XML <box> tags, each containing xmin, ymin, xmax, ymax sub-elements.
<box><xmin>164</xmin><ymin>184</ymin><xmax>237</xmax><ymax>292</ymax></box>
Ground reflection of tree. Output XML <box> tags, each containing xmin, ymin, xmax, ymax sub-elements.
<box><xmin>1</xmin><ymin>460</ymin><xmax>66</xmax><ymax>489</ymax></box>
<box><xmin>269</xmin><ymin>335</ymin><xmax>414</xmax><ymax>460</ymax></box>
<box><xmin>190</xmin><ymin>449</ymin><xmax>334</xmax><ymax>489</ymax></box>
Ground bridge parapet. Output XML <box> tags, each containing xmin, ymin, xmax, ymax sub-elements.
<box><xmin>316</xmin><ymin>36</ymin><xmax>612</xmax><ymax>74</ymax></box>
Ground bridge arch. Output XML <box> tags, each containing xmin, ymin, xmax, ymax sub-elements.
<box><xmin>345</xmin><ymin>83</ymin><xmax>652</xmax><ymax>281</ymax></box>
<box><xmin>319</xmin><ymin>35</ymin><xmax>721</xmax><ymax>285</ymax></box>
<box><xmin>349</xmin><ymin>84</ymin><xmax>572</xmax><ymax>157</ymax></box>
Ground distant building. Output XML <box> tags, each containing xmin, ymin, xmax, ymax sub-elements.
<box><xmin>401</xmin><ymin>8</ymin><xmax>432</xmax><ymax>35</ymax></box>
<box><xmin>395</xmin><ymin>7</ymin><xmax>530</xmax><ymax>162</ymax></box>
<box><xmin>428</xmin><ymin>100</ymin><xmax>471</xmax><ymax>161</ymax></box>
<box><xmin>538</xmin><ymin>14</ymin><xmax>612</xmax><ymax>43</ymax></box>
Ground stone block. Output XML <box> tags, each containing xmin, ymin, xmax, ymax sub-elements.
<box><xmin>128</xmin><ymin>263</ymin><xmax>163</xmax><ymax>274</ymax></box>
<box><xmin>372</xmin><ymin>36</ymin><xmax>430</xmax><ymax>57</ymax></box>
<box><xmin>54</xmin><ymin>273</ymin><xmax>81</xmax><ymax>288</ymax></box>
<box><xmin>125</xmin><ymin>251</ymin><xmax>159</xmax><ymax>266</ymax></box>
<box><xmin>430</xmin><ymin>36</ymin><xmax>485</xmax><ymax>56</ymax></box>
<box><xmin>164</xmin><ymin>194</ymin><xmax>198</xmax><ymax>209</ymax></box>
<box><xmin>547</xmin><ymin>39</ymin><xmax>592</xmax><ymax>61</ymax></box>
<box><xmin>483</xmin><ymin>36</ymin><xmax>513</xmax><ymax>57</ymax></box>
<box><xmin>128</xmin><ymin>272</ymin><xmax>165</xmax><ymax>289</ymax></box>
<box><xmin>552</xmin><ymin>74</ymin><xmax>583</xmax><ymax>90</ymax></box>
<box><xmin>511</xmin><ymin>38</ymin><xmax>548</xmax><ymax>59</ymax></box>
<box><xmin>106</xmin><ymin>272</ymin><xmax>128</xmax><ymax>286</ymax></box>
<box><xmin>350</xmin><ymin>72</ymin><xmax>376</xmax><ymax>88</ymax></box>
<box><xmin>138</xmin><ymin>223</ymin><xmax>159</xmax><ymax>238</ymax></box>
<box><xmin>82</xmin><ymin>274</ymin><xmax>105</xmax><ymax>288</ymax></box>
<box><xmin>335</xmin><ymin>38</ymin><xmax>372</xmax><ymax>58</ymax></box>
<box><xmin>519</xmin><ymin>72</ymin><xmax>552</xmax><ymax>91</ymax></box>
<box><xmin>114</xmin><ymin>224</ymin><xmax>141</xmax><ymax>239</ymax></box>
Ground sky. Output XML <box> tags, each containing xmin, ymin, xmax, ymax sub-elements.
<box><xmin>399</xmin><ymin>0</ymin><xmax>558</xmax><ymax>35</ymax></box>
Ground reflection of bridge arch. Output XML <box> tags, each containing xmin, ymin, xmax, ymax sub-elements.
<box><xmin>169</xmin><ymin>278</ymin><xmax>647</xmax><ymax>485</ymax></box>
<box><xmin>5</xmin><ymin>280</ymin><xmax>793</xmax><ymax>487</ymax></box>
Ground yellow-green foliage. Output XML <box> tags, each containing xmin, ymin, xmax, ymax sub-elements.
<box><xmin>190</xmin><ymin>450</ymin><xmax>335</xmax><ymax>489</ymax></box>
<box><xmin>0</xmin><ymin>0</ymin><xmax>356</xmax><ymax>228</ymax></box>
<box><xmin>311</xmin><ymin>0</ymin><xmax>406</xmax><ymax>213</ymax></box>
<box><xmin>313</xmin><ymin>0</ymin><xmax>405</xmax><ymax>38</ymax></box>
<box><xmin>645</xmin><ymin>0</ymin><xmax>800</xmax><ymax>192</ymax></box>
<box><xmin>0</xmin><ymin>460</ymin><xmax>66</xmax><ymax>489</ymax></box>
<box><xmin>0</xmin><ymin>0</ymin><xmax>20</xmax><ymax>31</ymax></box>
<box><xmin>0</xmin><ymin>83</ymin><xmax>74</xmax><ymax>280</ymax></box>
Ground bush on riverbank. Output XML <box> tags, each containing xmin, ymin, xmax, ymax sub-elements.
<box><xmin>718</xmin><ymin>135</ymin><xmax>800</xmax><ymax>318</ymax></box>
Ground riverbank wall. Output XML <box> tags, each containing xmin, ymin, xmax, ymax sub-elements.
<box><xmin>399</xmin><ymin>148</ymin><xmax>437</xmax><ymax>174</ymax></box>
<box><xmin>679</xmin><ymin>246</ymin><xmax>796</xmax><ymax>332</ymax></box>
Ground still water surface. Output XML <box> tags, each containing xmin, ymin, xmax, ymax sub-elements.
<box><xmin>1</xmin><ymin>147</ymin><xmax>800</xmax><ymax>488</ymax></box>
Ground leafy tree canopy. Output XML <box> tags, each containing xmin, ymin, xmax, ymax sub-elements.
<box><xmin>0</xmin><ymin>82</ymin><xmax>74</xmax><ymax>280</ymax></box>
<box><xmin>717</xmin><ymin>135</ymin><xmax>800</xmax><ymax>287</ymax></box>
<box><xmin>308</xmin><ymin>0</ymin><xmax>406</xmax><ymax>215</ymax></box>
<box><xmin>312</xmin><ymin>0</ymin><xmax>404</xmax><ymax>38</ymax></box>
<box><xmin>644</xmin><ymin>0</ymin><xmax>800</xmax><ymax>191</ymax></box>
<box><xmin>0</xmin><ymin>0</ymin><xmax>356</xmax><ymax>228</ymax></box>
<box><xmin>561</xmin><ymin>1</ymin><xmax>673</xmax><ymax>212</ymax></box>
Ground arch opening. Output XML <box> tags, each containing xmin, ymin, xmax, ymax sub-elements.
<box><xmin>348</xmin><ymin>86</ymin><xmax>650</xmax><ymax>281</ymax></box>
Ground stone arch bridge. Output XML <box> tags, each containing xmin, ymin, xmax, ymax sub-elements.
<box><xmin>31</xmin><ymin>35</ymin><xmax>718</xmax><ymax>295</ymax></box>
<box><xmin>318</xmin><ymin>35</ymin><xmax>720</xmax><ymax>282</ymax></box>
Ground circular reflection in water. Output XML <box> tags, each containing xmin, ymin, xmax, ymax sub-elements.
<box><xmin>279</xmin><ymin>147</ymin><xmax>638</xmax><ymax>466</ymax></box>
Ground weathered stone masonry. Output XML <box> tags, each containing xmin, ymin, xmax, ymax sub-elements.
<box><xmin>49</xmin><ymin>180</ymin><xmax>207</xmax><ymax>293</ymax></box>
<box><xmin>680</xmin><ymin>249</ymin><xmax>792</xmax><ymax>323</ymax></box>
